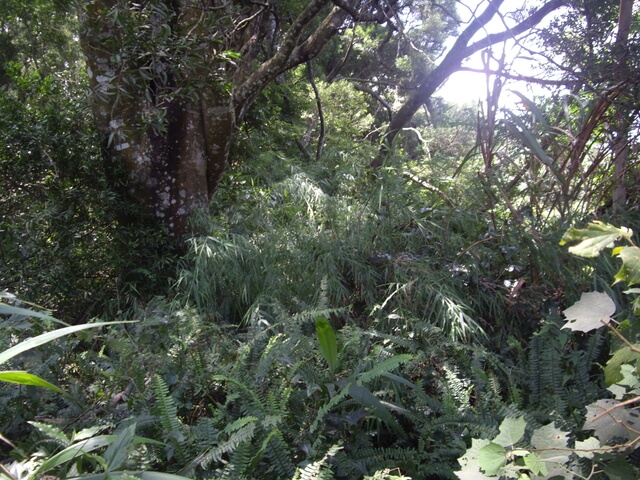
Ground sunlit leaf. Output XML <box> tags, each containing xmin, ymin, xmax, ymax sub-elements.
<box><xmin>493</xmin><ymin>416</ymin><xmax>526</xmax><ymax>447</ymax></box>
<box><xmin>0</xmin><ymin>303</ymin><xmax>69</xmax><ymax>326</ymax></box>
<box><xmin>0</xmin><ymin>371</ymin><xmax>65</xmax><ymax>394</ymax></box>
<box><xmin>561</xmin><ymin>292</ymin><xmax>615</xmax><ymax>332</ymax></box>
<box><xmin>315</xmin><ymin>317</ymin><xmax>338</xmax><ymax>374</ymax></box>
<box><xmin>604</xmin><ymin>346</ymin><xmax>640</xmax><ymax>385</ymax></box>
<box><xmin>0</xmin><ymin>321</ymin><xmax>134</xmax><ymax>365</ymax></box>
<box><xmin>523</xmin><ymin>453</ymin><xmax>547</xmax><ymax>476</ymax></box>
<box><xmin>28</xmin><ymin>421</ymin><xmax>70</xmax><ymax>444</ymax></box>
<box><xmin>574</xmin><ymin>437</ymin><xmax>600</xmax><ymax>459</ymax></box>
<box><xmin>614</xmin><ymin>246</ymin><xmax>640</xmax><ymax>286</ymax></box>
<box><xmin>478</xmin><ymin>442</ymin><xmax>506</xmax><ymax>476</ymax></box>
<box><xmin>560</xmin><ymin>221</ymin><xmax>632</xmax><ymax>258</ymax></box>
<box><xmin>456</xmin><ymin>438</ymin><xmax>493</xmax><ymax>480</ymax></box>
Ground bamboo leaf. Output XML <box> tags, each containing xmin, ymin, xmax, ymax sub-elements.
<box><xmin>0</xmin><ymin>371</ymin><xmax>65</xmax><ymax>394</ymax></box>
<box><xmin>0</xmin><ymin>303</ymin><xmax>69</xmax><ymax>326</ymax></box>
<box><xmin>0</xmin><ymin>321</ymin><xmax>134</xmax><ymax>365</ymax></box>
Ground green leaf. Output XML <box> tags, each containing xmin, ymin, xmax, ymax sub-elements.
<box><xmin>36</xmin><ymin>435</ymin><xmax>161</xmax><ymax>475</ymax></box>
<box><xmin>584</xmin><ymin>399</ymin><xmax>640</xmax><ymax>444</ymax></box>
<box><xmin>503</xmin><ymin>111</ymin><xmax>556</xmax><ymax>166</ymax></box>
<box><xmin>456</xmin><ymin>438</ymin><xmax>493</xmax><ymax>480</ymax></box>
<box><xmin>104</xmin><ymin>424</ymin><xmax>136</xmax><ymax>471</ymax></box>
<box><xmin>603</xmin><ymin>459</ymin><xmax>640</xmax><ymax>480</ymax></box>
<box><xmin>560</xmin><ymin>221</ymin><xmax>632</xmax><ymax>258</ymax></box>
<box><xmin>28</xmin><ymin>421</ymin><xmax>70</xmax><ymax>444</ymax></box>
<box><xmin>561</xmin><ymin>292</ymin><xmax>615</xmax><ymax>332</ymax></box>
<box><xmin>604</xmin><ymin>346</ymin><xmax>640</xmax><ymax>385</ymax></box>
<box><xmin>523</xmin><ymin>453</ymin><xmax>547</xmax><ymax>476</ymax></box>
<box><xmin>347</xmin><ymin>384</ymin><xmax>403</xmax><ymax>434</ymax></box>
<box><xmin>0</xmin><ymin>303</ymin><xmax>69</xmax><ymax>326</ymax></box>
<box><xmin>574</xmin><ymin>437</ymin><xmax>600</xmax><ymax>459</ymax></box>
<box><xmin>0</xmin><ymin>321</ymin><xmax>134</xmax><ymax>365</ymax></box>
<box><xmin>508</xmin><ymin>91</ymin><xmax>551</xmax><ymax>131</ymax></box>
<box><xmin>315</xmin><ymin>317</ymin><xmax>338</xmax><ymax>374</ymax></box>
<box><xmin>493</xmin><ymin>416</ymin><xmax>526</xmax><ymax>447</ymax></box>
<box><xmin>36</xmin><ymin>435</ymin><xmax>116</xmax><ymax>474</ymax></box>
<box><xmin>0</xmin><ymin>371</ymin><xmax>65</xmax><ymax>394</ymax></box>
<box><xmin>614</xmin><ymin>246</ymin><xmax>640</xmax><ymax>286</ymax></box>
<box><xmin>531</xmin><ymin>423</ymin><xmax>570</xmax><ymax>465</ymax></box>
<box><xmin>478</xmin><ymin>442</ymin><xmax>506</xmax><ymax>476</ymax></box>
<box><xmin>68</xmin><ymin>472</ymin><xmax>195</xmax><ymax>480</ymax></box>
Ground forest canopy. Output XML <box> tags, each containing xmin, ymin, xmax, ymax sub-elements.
<box><xmin>1</xmin><ymin>1</ymin><xmax>639</xmax><ymax>479</ymax></box>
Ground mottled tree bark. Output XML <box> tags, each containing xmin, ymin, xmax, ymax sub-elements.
<box><xmin>78</xmin><ymin>0</ymin><xmax>364</xmax><ymax>236</ymax></box>
<box><xmin>612</xmin><ymin>0</ymin><xmax>634</xmax><ymax>211</ymax></box>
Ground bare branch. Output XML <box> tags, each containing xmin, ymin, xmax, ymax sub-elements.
<box><xmin>372</xmin><ymin>0</ymin><xmax>568</xmax><ymax>167</ymax></box>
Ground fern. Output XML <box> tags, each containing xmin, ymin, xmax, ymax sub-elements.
<box><xmin>153</xmin><ymin>374</ymin><xmax>186</xmax><ymax>463</ymax></box>
<box><xmin>263</xmin><ymin>429</ymin><xmax>296</xmax><ymax>479</ymax></box>
<box><xmin>294</xmin><ymin>443</ymin><xmax>343</xmax><ymax>480</ymax></box>
<box><xmin>199</xmin><ymin>417</ymin><xmax>258</xmax><ymax>468</ymax></box>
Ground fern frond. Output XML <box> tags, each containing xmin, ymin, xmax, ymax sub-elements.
<box><xmin>153</xmin><ymin>374</ymin><xmax>186</xmax><ymax>462</ymax></box>
<box><xmin>294</xmin><ymin>443</ymin><xmax>342</xmax><ymax>480</ymax></box>
<box><xmin>263</xmin><ymin>429</ymin><xmax>296</xmax><ymax>479</ymax></box>
<box><xmin>199</xmin><ymin>417</ymin><xmax>258</xmax><ymax>469</ymax></box>
<box><xmin>356</xmin><ymin>354</ymin><xmax>414</xmax><ymax>385</ymax></box>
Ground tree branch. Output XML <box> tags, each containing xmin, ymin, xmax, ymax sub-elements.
<box><xmin>372</xmin><ymin>0</ymin><xmax>568</xmax><ymax>167</ymax></box>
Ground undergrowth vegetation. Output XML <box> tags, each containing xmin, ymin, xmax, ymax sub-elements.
<box><xmin>3</xmin><ymin>134</ymin><xmax>638</xmax><ymax>478</ymax></box>
<box><xmin>2</xmin><ymin>2</ymin><xmax>639</xmax><ymax>477</ymax></box>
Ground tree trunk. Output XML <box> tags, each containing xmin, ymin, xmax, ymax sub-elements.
<box><xmin>78</xmin><ymin>0</ymin><xmax>353</xmax><ymax>237</ymax></box>
<box><xmin>612</xmin><ymin>0</ymin><xmax>634</xmax><ymax>211</ymax></box>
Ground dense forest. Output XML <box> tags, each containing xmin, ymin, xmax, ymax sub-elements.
<box><xmin>1</xmin><ymin>1</ymin><xmax>640</xmax><ymax>479</ymax></box>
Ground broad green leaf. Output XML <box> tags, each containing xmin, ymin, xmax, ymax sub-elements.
<box><xmin>523</xmin><ymin>453</ymin><xmax>547</xmax><ymax>476</ymax></box>
<box><xmin>478</xmin><ymin>442</ymin><xmax>506</xmax><ymax>476</ymax></box>
<box><xmin>348</xmin><ymin>384</ymin><xmax>403</xmax><ymax>434</ymax></box>
<box><xmin>315</xmin><ymin>317</ymin><xmax>338</xmax><ymax>374</ymax></box>
<box><xmin>531</xmin><ymin>423</ymin><xmax>570</xmax><ymax>464</ymax></box>
<box><xmin>603</xmin><ymin>459</ymin><xmax>640</xmax><ymax>480</ymax></box>
<box><xmin>0</xmin><ymin>321</ymin><xmax>133</xmax><ymax>365</ymax></box>
<box><xmin>560</xmin><ymin>222</ymin><xmax>632</xmax><ymax>258</ymax></box>
<box><xmin>574</xmin><ymin>437</ymin><xmax>600</xmax><ymax>459</ymax></box>
<box><xmin>36</xmin><ymin>435</ymin><xmax>162</xmax><ymax>475</ymax></box>
<box><xmin>493</xmin><ymin>416</ymin><xmax>526</xmax><ymax>447</ymax></box>
<box><xmin>0</xmin><ymin>371</ymin><xmax>65</xmax><ymax>394</ymax></box>
<box><xmin>604</xmin><ymin>346</ymin><xmax>640</xmax><ymax>385</ymax></box>
<box><xmin>561</xmin><ymin>292</ymin><xmax>615</xmax><ymax>332</ymax></box>
<box><xmin>456</xmin><ymin>438</ymin><xmax>493</xmax><ymax>480</ymax></box>
<box><xmin>74</xmin><ymin>425</ymin><xmax>110</xmax><ymax>441</ymax></box>
<box><xmin>104</xmin><ymin>424</ymin><xmax>136</xmax><ymax>471</ymax></box>
<box><xmin>614</xmin><ymin>246</ymin><xmax>640</xmax><ymax>286</ymax></box>
<box><xmin>584</xmin><ymin>399</ymin><xmax>640</xmax><ymax>444</ymax></box>
<box><xmin>36</xmin><ymin>435</ymin><xmax>117</xmax><ymax>474</ymax></box>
